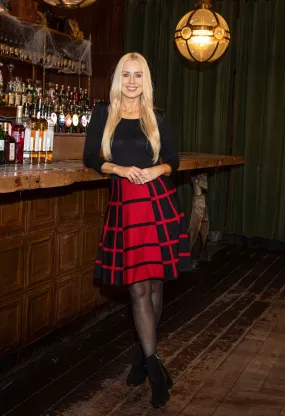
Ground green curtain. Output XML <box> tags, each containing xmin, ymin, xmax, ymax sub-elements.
<box><xmin>125</xmin><ymin>0</ymin><xmax>285</xmax><ymax>242</ymax></box>
<box><xmin>228</xmin><ymin>0</ymin><xmax>285</xmax><ymax>241</ymax></box>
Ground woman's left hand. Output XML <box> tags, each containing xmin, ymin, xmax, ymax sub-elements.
<box><xmin>133</xmin><ymin>166</ymin><xmax>164</xmax><ymax>184</ymax></box>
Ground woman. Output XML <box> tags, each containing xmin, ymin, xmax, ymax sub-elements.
<box><xmin>83</xmin><ymin>52</ymin><xmax>191</xmax><ymax>408</ymax></box>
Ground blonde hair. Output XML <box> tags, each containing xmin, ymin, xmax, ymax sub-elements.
<box><xmin>101</xmin><ymin>52</ymin><xmax>160</xmax><ymax>163</ymax></box>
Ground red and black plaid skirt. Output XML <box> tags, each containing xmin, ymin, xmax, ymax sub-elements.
<box><xmin>94</xmin><ymin>176</ymin><xmax>191</xmax><ymax>286</ymax></box>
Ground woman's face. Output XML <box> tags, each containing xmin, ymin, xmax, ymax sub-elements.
<box><xmin>121</xmin><ymin>60</ymin><xmax>143</xmax><ymax>100</ymax></box>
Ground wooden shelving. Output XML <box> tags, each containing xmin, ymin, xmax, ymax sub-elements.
<box><xmin>0</xmin><ymin>105</ymin><xmax>17</xmax><ymax>118</ymax></box>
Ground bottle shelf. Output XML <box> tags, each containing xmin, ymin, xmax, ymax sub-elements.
<box><xmin>0</xmin><ymin>12</ymin><xmax>92</xmax><ymax>76</ymax></box>
<box><xmin>0</xmin><ymin>105</ymin><xmax>17</xmax><ymax>118</ymax></box>
<box><xmin>0</xmin><ymin>53</ymin><xmax>86</xmax><ymax>75</ymax></box>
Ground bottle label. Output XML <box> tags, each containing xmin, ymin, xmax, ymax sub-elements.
<box><xmin>0</xmin><ymin>140</ymin><xmax>4</xmax><ymax>151</ymax></box>
<box><xmin>30</xmin><ymin>131</ymin><xmax>35</xmax><ymax>151</ymax></box>
<box><xmin>41</xmin><ymin>131</ymin><xmax>48</xmax><ymax>151</ymax></box>
<box><xmin>47</xmin><ymin>129</ymin><xmax>54</xmax><ymax>151</ymax></box>
<box><xmin>65</xmin><ymin>114</ymin><xmax>72</xmax><ymax>127</ymax></box>
<box><xmin>15</xmin><ymin>94</ymin><xmax>21</xmax><ymax>106</ymax></box>
<box><xmin>51</xmin><ymin>113</ymin><xmax>57</xmax><ymax>125</ymax></box>
<box><xmin>27</xmin><ymin>92</ymin><xmax>32</xmax><ymax>103</ymax></box>
<box><xmin>81</xmin><ymin>115</ymin><xmax>87</xmax><ymax>127</ymax></box>
<box><xmin>13</xmin><ymin>131</ymin><xmax>21</xmax><ymax>143</ymax></box>
<box><xmin>59</xmin><ymin>114</ymin><xmax>65</xmax><ymax>126</ymax></box>
<box><xmin>46</xmin><ymin>134</ymin><xmax>51</xmax><ymax>152</ymax></box>
<box><xmin>72</xmin><ymin>114</ymin><xmax>79</xmax><ymax>127</ymax></box>
<box><xmin>24</xmin><ymin>128</ymin><xmax>31</xmax><ymax>151</ymax></box>
<box><xmin>35</xmin><ymin>131</ymin><xmax>41</xmax><ymax>151</ymax></box>
<box><xmin>8</xmin><ymin>93</ymin><xmax>15</xmax><ymax>106</ymax></box>
<box><xmin>9</xmin><ymin>143</ymin><xmax>15</xmax><ymax>161</ymax></box>
<box><xmin>37</xmin><ymin>111</ymin><xmax>40</xmax><ymax>120</ymax></box>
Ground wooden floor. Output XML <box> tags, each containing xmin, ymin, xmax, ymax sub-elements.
<box><xmin>1</xmin><ymin>246</ymin><xmax>285</xmax><ymax>416</ymax></box>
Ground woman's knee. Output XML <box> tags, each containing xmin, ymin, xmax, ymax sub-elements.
<box><xmin>151</xmin><ymin>280</ymin><xmax>163</xmax><ymax>295</ymax></box>
<box><xmin>129</xmin><ymin>281</ymin><xmax>152</xmax><ymax>301</ymax></box>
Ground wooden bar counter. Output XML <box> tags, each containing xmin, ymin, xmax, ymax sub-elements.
<box><xmin>0</xmin><ymin>153</ymin><xmax>244</xmax><ymax>356</ymax></box>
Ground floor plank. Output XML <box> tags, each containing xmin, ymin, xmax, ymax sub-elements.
<box><xmin>1</xmin><ymin>247</ymin><xmax>285</xmax><ymax>416</ymax></box>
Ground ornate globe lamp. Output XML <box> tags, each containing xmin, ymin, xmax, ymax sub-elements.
<box><xmin>42</xmin><ymin>0</ymin><xmax>97</xmax><ymax>8</ymax></box>
<box><xmin>175</xmin><ymin>0</ymin><xmax>230</xmax><ymax>63</ymax></box>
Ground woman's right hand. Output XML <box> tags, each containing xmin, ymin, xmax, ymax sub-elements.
<box><xmin>113</xmin><ymin>166</ymin><xmax>147</xmax><ymax>184</ymax></box>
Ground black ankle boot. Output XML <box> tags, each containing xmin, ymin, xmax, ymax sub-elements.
<box><xmin>160</xmin><ymin>360</ymin><xmax>173</xmax><ymax>389</ymax></box>
<box><xmin>126</xmin><ymin>343</ymin><xmax>146</xmax><ymax>386</ymax></box>
<box><xmin>145</xmin><ymin>354</ymin><xmax>170</xmax><ymax>408</ymax></box>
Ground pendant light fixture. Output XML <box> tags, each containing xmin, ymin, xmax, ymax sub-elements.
<box><xmin>42</xmin><ymin>0</ymin><xmax>97</xmax><ymax>9</ymax></box>
<box><xmin>175</xmin><ymin>0</ymin><xmax>230</xmax><ymax>63</ymax></box>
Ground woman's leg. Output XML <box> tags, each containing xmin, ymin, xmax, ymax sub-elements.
<box><xmin>129</xmin><ymin>280</ymin><xmax>157</xmax><ymax>358</ymax></box>
<box><xmin>151</xmin><ymin>280</ymin><xmax>164</xmax><ymax>328</ymax></box>
<box><xmin>128</xmin><ymin>281</ymin><xmax>169</xmax><ymax>407</ymax></box>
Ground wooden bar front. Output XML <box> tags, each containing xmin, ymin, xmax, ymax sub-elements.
<box><xmin>0</xmin><ymin>153</ymin><xmax>245</xmax><ymax>356</ymax></box>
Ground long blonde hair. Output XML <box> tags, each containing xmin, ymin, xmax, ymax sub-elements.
<box><xmin>101</xmin><ymin>52</ymin><xmax>160</xmax><ymax>163</ymax></box>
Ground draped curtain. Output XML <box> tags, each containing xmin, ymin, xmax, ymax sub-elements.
<box><xmin>125</xmin><ymin>0</ymin><xmax>285</xmax><ymax>242</ymax></box>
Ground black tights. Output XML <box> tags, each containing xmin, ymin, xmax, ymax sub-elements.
<box><xmin>129</xmin><ymin>280</ymin><xmax>163</xmax><ymax>358</ymax></box>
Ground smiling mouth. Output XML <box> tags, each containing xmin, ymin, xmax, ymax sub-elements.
<box><xmin>126</xmin><ymin>87</ymin><xmax>138</xmax><ymax>91</ymax></box>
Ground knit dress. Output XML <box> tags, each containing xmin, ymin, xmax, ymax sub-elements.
<box><xmin>83</xmin><ymin>104</ymin><xmax>192</xmax><ymax>286</ymax></box>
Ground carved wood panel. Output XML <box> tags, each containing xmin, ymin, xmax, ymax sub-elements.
<box><xmin>0</xmin><ymin>197</ymin><xmax>24</xmax><ymax>236</ymax></box>
<box><xmin>0</xmin><ymin>181</ymin><xmax>111</xmax><ymax>356</ymax></box>
<box><xmin>25</xmin><ymin>284</ymin><xmax>53</xmax><ymax>343</ymax></box>
<box><xmin>58</xmin><ymin>191</ymin><xmax>82</xmax><ymax>223</ymax></box>
<box><xmin>0</xmin><ymin>238</ymin><xmax>24</xmax><ymax>298</ymax></box>
<box><xmin>79</xmin><ymin>267</ymin><xmax>100</xmax><ymax>312</ymax></box>
<box><xmin>0</xmin><ymin>296</ymin><xmax>22</xmax><ymax>354</ymax></box>
<box><xmin>25</xmin><ymin>232</ymin><xmax>54</xmax><ymax>288</ymax></box>
<box><xmin>81</xmin><ymin>221</ymin><xmax>102</xmax><ymax>266</ymax></box>
<box><xmin>56</xmin><ymin>226</ymin><xmax>81</xmax><ymax>275</ymax></box>
<box><xmin>83</xmin><ymin>185</ymin><xmax>109</xmax><ymax>218</ymax></box>
<box><xmin>54</xmin><ymin>274</ymin><xmax>78</xmax><ymax>326</ymax></box>
<box><xmin>26</xmin><ymin>196</ymin><xmax>57</xmax><ymax>232</ymax></box>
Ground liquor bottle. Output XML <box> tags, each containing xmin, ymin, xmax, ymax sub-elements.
<box><xmin>4</xmin><ymin>81</ymin><xmax>10</xmax><ymax>106</ymax></box>
<box><xmin>32</xmin><ymin>82</ymin><xmax>38</xmax><ymax>104</ymax></box>
<box><xmin>86</xmin><ymin>105</ymin><xmax>92</xmax><ymax>128</ymax></box>
<box><xmin>30</xmin><ymin>104</ymin><xmax>40</xmax><ymax>164</ymax></box>
<box><xmin>55</xmin><ymin>84</ymin><xmax>59</xmax><ymax>99</ymax></box>
<box><xmin>0</xmin><ymin>124</ymin><xmax>5</xmax><ymax>165</ymax></box>
<box><xmin>8</xmin><ymin>82</ymin><xmax>15</xmax><ymax>107</ymax></box>
<box><xmin>84</xmin><ymin>89</ymin><xmax>89</xmax><ymax>107</ymax></box>
<box><xmin>37</xmin><ymin>97</ymin><xmax>42</xmax><ymax>120</ymax></box>
<box><xmin>21</xmin><ymin>83</ymin><xmax>27</xmax><ymax>105</ymax></box>
<box><xmin>39</xmin><ymin>105</ymin><xmax>48</xmax><ymax>163</ymax></box>
<box><xmin>8</xmin><ymin>36</ymin><xmax>15</xmax><ymax>57</ymax></box>
<box><xmin>14</xmin><ymin>83</ymin><xmax>22</xmax><ymax>107</ymax></box>
<box><xmin>11</xmin><ymin>106</ymin><xmax>25</xmax><ymax>164</ymax></box>
<box><xmin>26</xmin><ymin>81</ymin><xmax>33</xmax><ymax>104</ymax></box>
<box><xmin>79</xmin><ymin>105</ymin><xmax>88</xmax><ymax>134</ymax></box>
<box><xmin>45</xmin><ymin>105</ymin><xmax>54</xmax><ymax>164</ymax></box>
<box><xmin>64</xmin><ymin>104</ymin><xmax>72</xmax><ymax>133</ymax></box>
<box><xmin>3</xmin><ymin>123</ymin><xmax>16</xmax><ymax>164</ymax></box>
<box><xmin>66</xmin><ymin>86</ymin><xmax>71</xmax><ymax>103</ymax></box>
<box><xmin>0</xmin><ymin>65</ymin><xmax>5</xmax><ymax>106</ymax></box>
<box><xmin>72</xmin><ymin>105</ymin><xmax>79</xmax><ymax>134</ymax></box>
<box><xmin>23</xmin><ymin>103</ymin><xmax>32</xmax><ymax>163</ymax></box>
<box><xmin>58</xmin><ymin>106</ymin><xmax>65</xmax><ymax>133</ymax></box>
<box><xmin>73</xmin><ymin>87</ymin><xmax>78</xmax><ymax>103</ymax></box>
<box><xmin>79</xmin><ymin>88</ymin><xmax>83</xmax><ymax>105</ymax></box>
<box><xmin>59</xmin><ymin>85</ymin><xmax>65</xmax><ymax>105</ymax></box>
<box><xmin>51</xmin><ymin>105</ymin><xmax>58</xmax><ymax>133</ymax></box>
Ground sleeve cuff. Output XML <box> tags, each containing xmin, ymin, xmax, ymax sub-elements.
<box><xmin>164</xmin><ymin>159</ymin><xmax>180</xmax><ymax>173</ymax></box>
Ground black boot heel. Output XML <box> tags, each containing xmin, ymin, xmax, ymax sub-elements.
<box><xmin>145</xmin><ymin>354</ymin><xmax>170</xmax><ymax>408</ymax></box>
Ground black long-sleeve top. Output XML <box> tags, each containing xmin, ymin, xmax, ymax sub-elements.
<box><xmin>83</xmin><ymin>103</ymin><xmax>180</xmax><ymax>179</ymax></box>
